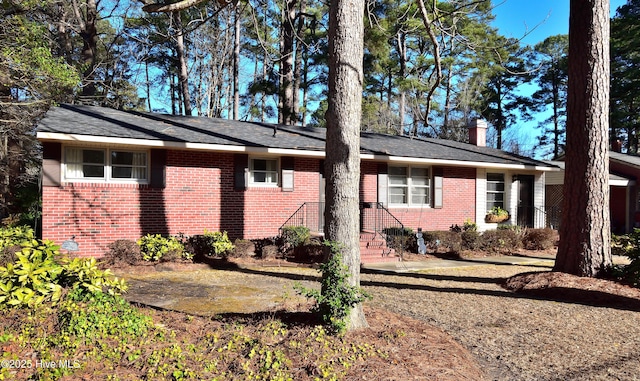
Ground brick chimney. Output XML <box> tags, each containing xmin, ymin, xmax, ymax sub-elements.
<box><xmin>611</xmin><ymin>138</ymin><xmax>622</xmax><ymax>153</ymax></box>
<box><xmin>469</xmin><ymin>119</ymin><xmax>487</xmax><ymax>147</ymax></box>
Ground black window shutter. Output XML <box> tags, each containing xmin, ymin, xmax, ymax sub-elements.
<box><xmin>150</xmin><ymin>149</ymin><xmax>167</xmax><ymax>188</ymax></box>
<box><xmin>234</xmin><ymin>154</ymin><xmax>249</xmax><ymax>190</ymax></box>
<box><xmin>42</xmin><ymin>142</ymin><xmax>62</xmax><ymax>187</ymax></box>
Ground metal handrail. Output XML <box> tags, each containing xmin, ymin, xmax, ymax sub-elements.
<box><xmin>545</xmin><ymin>206</ymin><xmax>562</xmax><ymax>229</ymax></box>
<box><xmin>279</xmin><ymin>203</ymin><xmax>307</xmax><ymax>234</ymax></box>
<box><xmin>360</xmin><ymin>202</ymin><xmax>407</xmax><ymax>255</ymax></box>
<box><xmin>280</xmin><ymin>201</ymin><xmax>407</xmax><ymax>255</ymax></box>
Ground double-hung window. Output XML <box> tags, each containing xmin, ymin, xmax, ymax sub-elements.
<box><xmin>250</xmin><ymin>158</ymin><xmax>278</xmax><ymax>186</ymax></box>
<box><xmin>111</xmin><ymin>151</ymin><xmax>147</xmax><ymax>180</ymax></box>
<box><xmin>388</xmin><ymin>166</ymin><xmax>430</xmax><ymax>206</ymax></box>
<box><xmin>64</xmin><ymin>147</ymin><xmax>148</xmax><ymax>182</ymax></box>
<box><xmin>486</xmin><ymin>173</ymin><xmax>505</xmax><ymax>210</ymax></box>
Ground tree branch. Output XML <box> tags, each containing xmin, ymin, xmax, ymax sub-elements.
<box><xmin>141</xmin><ymin>0</ymin><xmax>211</xmax><ymax>13</ymax></box>
<box><xmin>415</xmin><ymin>0</ymin><xmax>443</xmax><ymax>135</ymax></box>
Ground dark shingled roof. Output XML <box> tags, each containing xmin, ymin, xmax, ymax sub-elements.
<box><xmin>38</xmin><ymin>104</ymin><xmax>551</xmax><ymax>168</ymax></box>
<box><xmin>610</xmin><ymin>151</ymin><xmax>640</xmax><ymax>169</ymax></box>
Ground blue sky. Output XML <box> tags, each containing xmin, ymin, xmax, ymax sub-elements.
<box><xmin>490</xmin><ymin>0</ymin><xmax>628</xmax><ymax>156</ymax></box>
<box><xmin>492</xmin><ymin>0</ymin><xmax>627</xmax><ymax>45</ymax></box>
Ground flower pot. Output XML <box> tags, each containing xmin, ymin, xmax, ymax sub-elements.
<box><xmin>485</xmin><ymin>214</ymin><xmax>509</xmax><ymax>223</ymax></box>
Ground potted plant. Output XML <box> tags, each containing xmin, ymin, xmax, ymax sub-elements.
<box><xmin>485</xmin><ymin>206</ymin><xmax>509</xmax><ymax>223</ymax></box>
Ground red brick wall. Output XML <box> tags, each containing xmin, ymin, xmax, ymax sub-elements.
<box><xmin>360</xmin><ymin>164</ymin><xmax>476</xmax><ymax>232</ymax></box>
<box><xmin>609</xmin><ymin>160</ymin><xmax>640</xmax><ymax>233</ymax></box>
<box><xmin>42</xmin><ymin>151</ymin><xmax>321</xmax><ymax>257</ymax></box>
<box><xmin>42</xmin><ymin>150</ymin><xmax>478</xmax><ymax>257</ymax></box>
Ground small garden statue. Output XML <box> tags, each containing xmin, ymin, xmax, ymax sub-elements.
<box><xmin>417</xmin><ymin>228</ymin><xmax>426</xmax><ymax>254</ymax></box>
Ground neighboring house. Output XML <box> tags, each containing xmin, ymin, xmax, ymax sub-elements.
<box><xmin>37</xmin><ymin>104</ymin><xmax>555</xmax><ymax>258</ymax></box>
<box><xmin>546</xmin><ymin>151</ymin><xmax>638</xmax><ymax>234</ymax></box>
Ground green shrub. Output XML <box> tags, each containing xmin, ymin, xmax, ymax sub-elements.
<box><xmin>611</xmin><ymin>230</ymin><xmax>640</xmax><ymax>287</ymax></box>
<box><xmin>137</xmin><ymin>234</ymin><xmax>185</xmax><ymax>261</ymax></box>
<box><xmin>0</xmin><ymin>239</ymin><xmax>64</xmax><ymax>307</ymax></box>
<box><xmin>104</xmin><ymin>239</ymin><xmax>142</xmax><ymax>265</ymax></box>
<box><xmin>449</xmin><ymin>219</ymin><xmax>477</xmax><ymax>233</ymax></box>
<box><xmin>0</xmin><ymin>225</ymin><xmax>35</xmax><ymax>267</ymax></box>
<box><xmin>296</xmin><ymin>241</ymin><xmax>371</xmax><ymax>334</ymax></box>
<box><xmin>58</xmin><ymin>288</ymin><xmax>152</xmax><ymax>341</ymax></box>
<box><xmin>60</xmin><ymin>257</ymin><xmax>128</xmax><ymax>296</ymax></box>
<box><xmin>481</xmin><ymin>229</ymin><xmax>522</xmax><ymax>253</ymax></box>
<box><xmin>0</xmin><ymin>238</ymin><xmax>127</xmax><ymax>308</ymax></box>
<box><xmin>0</xmin><ymin>225</ymin><xmax>35</xmax><ymax>250</ymax></box>
<box><xmin>186</xmin><ymin>230</ymin><xmax>235</xmax><ymax>259</ymax></box>
<box><xmin>281</xmin><ymin>225</ymin><xmax>311</xmax><ymax>248</ymax></box>
<box><xmin>522</xmin><ymin>228</ymin><xmax>557</xmax><ymax>250</ymax></box>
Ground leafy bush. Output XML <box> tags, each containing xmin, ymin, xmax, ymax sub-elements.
<box><xmin>0</xmin><ymin>225</ymin><xmax>36</xmax><ymax>250</ymax></box>
<box><xmin>137</xmin><ymin>234</ymin><xmax>185</xmax><ymax>261</ymax></box>
<box><xmin>449</xmin><ymin>219</ymin><xmax>477</xmax><ymax>233</ymax></box>
<box><xmin>461</xmin><ymin>230</ymin><xmax>481</xmax><ymax>251</ymax></box>
<box><xmin>104</xmin><ymin>239</ymin><xmax>142</xmax><ymax>265</ymax></box>
<box><xmin>296</xmin><ymin>241</ymin><xmax>371</xmax><ymax>334</ymax></box>
<box><xmin>0</xmin><ymin>239</ymin><xmax>64</xmax><ymax>307</ymax></box>
<box><xmin>251</xmin><ymin>236</ymin><xmax>283</xmax><ymax>258</ymax></box>
<box><xmin>481</xmin><ymin>229</ymin><xmax>522</xmax><ymax>253</ymax></box>
<box><xmin>60</xmin><ymin>257</ymin><xmax>128</xmax><ymax>296</ymax></box>
<box><xmin>58</xmin><ymin>287</ymin><xmax>152</xmax><ymax>341</ymax></box>
<box><xmin>229</xmin><ymin>239</ymin><xmax>255</xmax><ymax>258</ymax></box>
<box><xmin>289</xmin><ymin>238</ymin><xmax>325</xmax><ymax>263</ymax></box>
<box><xmin>0</xmin><ymin>225</ymin><xmax>34</xmax><ymax>266</ymax></box>
<box><xmin>422</xmin><ymin>231</ymin><xmax>462</xmax><ymax>253</ymax></box>
<box><xmin>611</xmin><ymin>230</ymin><xmax>640</xmax><ymax>287</ymax></box>
<box><xmin>281</xmin><ymin>226</ymin><xmax>311</xmax><ymax>249</ymax></box>
<box><xmin>186</xmin><ymin>230</ymin><xmax>235</xmax><ymax>260</ymax></box>
<box><xmin>383</xmin><ymin>227</ymin><xmax>415</xmax><ymax>253</ymax></box>
<box><xmin>0</xmin><ymin>238</ymin><xmax>127</xmax><ymax>308</ymax></box>
<box><xmin>522</xmin><ymin>228</ymin><xmax>556</xmax><ymax>250</ymax></box>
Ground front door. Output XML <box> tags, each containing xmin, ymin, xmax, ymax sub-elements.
<box><xmin>517</xmin><ymin>175</ymin><xmax>535</xmax><ymax>227</ymax></box>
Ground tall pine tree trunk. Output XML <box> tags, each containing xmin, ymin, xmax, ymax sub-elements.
<box><xmin>293</xmin><ymin>0</ymin><xmax>306</xmax><ymax>123</ymax></box>
<box><xmin>233</xmin><ymin>6</ymin><xmax>241</xmax><ymax>120</ymax></box>
<box><xmin>173</xmin><ymin>11</ymin><xmax>192</xmax><ymax>115</ymax></box>
<box><xmin>76</xmin><ymin>0</ymin><xmax>98</xmax><ymax>98</ymax></box>
<box><xmin>280</xmin><ymin>0</ymin><xmax>296</xmax><ymax>125</ymax></box>
<box><xmin>325</xmin><ymin>0</ymin><xmax>367</xmax><ymax>331</ymax></box>
<box><xmin>554</xmin><ymin>0</ymin><xmax>612</xmax><ymax>277</ymax></box>
<box><xmin>396</xmin><ymin>31</ymin><xmax>406</xmax><ymax>136</ymax></box>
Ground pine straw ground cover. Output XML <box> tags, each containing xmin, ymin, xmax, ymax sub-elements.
<box><xmin>366</xmin><ymin>264</ymin><xmax>640</xmax><ymax>381</ymax></box>
<box><xmin>4</xmin><ymin>254</ymin><xmax>640</xmax><ymax>380</ymax></box>
<box><xmin>0</xmin><ymin>257</ymin><xmax>484</xmax><ymax>381</ymax></box>
<box><xmin>0</xmin><ymin>303</ymin><xmax>483</xmax><ymax>380</ymax></box>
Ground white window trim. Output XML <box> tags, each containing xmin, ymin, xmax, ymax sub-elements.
<box><xmin>387</xmin><ymin>165</ymin><xmax>431</xmax><ymax>208</ymax></box>
<box><xmin>63</xmin><ymin>146</ymin><xmax>149</xmax><ymax>184</ymax></box>
<box><xmin>249</xmin><ymin>157</ymin><xmax>279</xmax><ymax>187</ymax></box>
<box><xmin>486</xmin><ymin>172</ymin><xmax>506</xmax><ymax>210</ymax></box>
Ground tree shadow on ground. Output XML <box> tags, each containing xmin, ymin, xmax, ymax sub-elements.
<box><xmin>129</xmin><ymin>257</ymin><xmax>640</xmax><ymax>315</ymax></box>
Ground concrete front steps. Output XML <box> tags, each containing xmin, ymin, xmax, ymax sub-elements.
<box><xmin>359</xmin><ymin>231</ymin><xmax>401</xmax><ymax>264</ymax></box>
